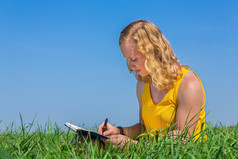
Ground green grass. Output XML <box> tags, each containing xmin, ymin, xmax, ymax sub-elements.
<box><xmin>0</xmin><ymin>118</ymin><xmax>237</xmax><ymax>159</ymax></box>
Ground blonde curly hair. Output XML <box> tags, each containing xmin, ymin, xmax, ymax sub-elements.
<box><xmin>119</xmin><ymin>20</ymin><xmax>189</xmax><ymax>90</ymax></box>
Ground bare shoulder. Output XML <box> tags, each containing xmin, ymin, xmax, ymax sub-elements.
<box><xmin>180</xmin><ymin>72</ymin><xmax>201</xmax><ymax>90</ymax></box>
<box><xmin>136</xmin><ymin>80</ymin><xmax>145</xmax><ymax>101</ymax></box>
<box><xmin>178</xmin><ymin>71</ymin><xmax>204</xmax><ymax>105</ymax></box>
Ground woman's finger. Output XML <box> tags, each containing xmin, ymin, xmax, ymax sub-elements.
<box><xmin>97</xmin><ymin>122</ymin><xmax>105</xmax><ymax>134</ymax></box>
<box><xmin>103</xmin><ymin>128</ymin><xmax>114</xmax><ymax>136</ymax></box>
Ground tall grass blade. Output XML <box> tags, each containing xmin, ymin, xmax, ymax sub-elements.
<box><xmin>19</xmin><ymin>113</ymin><xmax>25</xmax><ymax>137</ymax></box>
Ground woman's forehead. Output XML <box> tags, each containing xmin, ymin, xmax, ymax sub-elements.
<box><xmin>121</xmin><ymin>45</ymin><xmax>138</xmax><ymax>57</ymax></box>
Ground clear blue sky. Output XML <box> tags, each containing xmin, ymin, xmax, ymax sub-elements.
<box><xmin>0</xmin><ymin>0</ymin><xmax>237</xmax><ymax>130</ymax></box>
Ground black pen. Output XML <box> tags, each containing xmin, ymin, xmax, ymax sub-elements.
<box><xmin>102</xmin><ymin>118</ymin><xmax>108</xmax><ymax>135</ymax></box>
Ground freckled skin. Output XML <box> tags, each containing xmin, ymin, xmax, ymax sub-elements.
<box><xmin>98</xmin><ymin>35</ymin><xmax>205</xmax><ymax>149</ymax></box>
<box><xmin>120</xmin><ymin>40</ymin><xmax>149</xmax><ymax>77</ymax></box>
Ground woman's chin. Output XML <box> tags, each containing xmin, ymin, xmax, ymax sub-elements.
<box><xmin>138</xmin><ymin>72</ymin><xmax>148</xmax><ymax>77</ymax></box>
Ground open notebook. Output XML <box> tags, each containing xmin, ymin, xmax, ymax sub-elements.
<box><xmin>65</xmin><ymin>122</ymin><xmax>109</xmax><ymax>139</ymax></box>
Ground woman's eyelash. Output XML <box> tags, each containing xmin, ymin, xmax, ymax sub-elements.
<box><xmin>131</xmin><ymin>58</ymin><xmax>137</xmax><ymax>61</ymax></box>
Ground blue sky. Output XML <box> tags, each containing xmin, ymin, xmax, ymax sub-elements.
<box><xmin>0</xmin><ymin>0</ymin><xmax>237</xmax><ymax>130</ymax></box>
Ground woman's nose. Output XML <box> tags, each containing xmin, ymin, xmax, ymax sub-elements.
<box><xmin>129</xmin><ymin>62</ymin><xmax>135</xmax><ymax>70</ymax></box>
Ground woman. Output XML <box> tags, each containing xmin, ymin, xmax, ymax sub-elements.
<box><xmin>98</xmin><ymin>20</ymin><xmax>206</xmax><ymax>148</ymax></box>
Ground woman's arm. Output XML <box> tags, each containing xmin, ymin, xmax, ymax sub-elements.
<box><xmin>122</xmin><ymin>80</ymin><xmax>145</xmax><ymax>139</ymax></box>
<box><xmin>98</xmin><ymin>80</ymin><xmax>145</xmax><ymax>139</ymax></box>
<box><xmin>98</xmin><ymin>81</ymin><xmax>145</xmax><ymax>149</ymax></box>
<box><xmin>175</xmin><ymin>72</ymin><xmax>204</xmax><ymax>136</ymax></box>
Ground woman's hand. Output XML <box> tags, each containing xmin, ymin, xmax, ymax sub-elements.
<box><xmin>98</xmin><ymin>122</ymin><xmax>120</xmax><ymax>136</ymax></box>
<box><xmin>106</xmin><ymin>134</ymin><xmax>138</xmax><ymax>149</ymax></box>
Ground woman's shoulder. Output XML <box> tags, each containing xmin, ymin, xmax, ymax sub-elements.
<box><xmin>180</xmin><ymin>71</ymin><xmax>201</xmax><ymax>89</ymax></box>
<box><xmin>177</xmin><ymin>70</ymin><xmax>205</xmax><ymax>111</ymax></box>
<box><xmin>137</xmin><ymin>80</ymin><xmax>145</xmax><ymax>90</ymax></box>
<box><xmin>178</xmin><ymin>71</ymin><xmax>204</xmax><ymax>102</ymax></box>
<box><xmin>136</xmin><ymin>80</ymin><xmax>145</xmax><ymax>99</ymax></box>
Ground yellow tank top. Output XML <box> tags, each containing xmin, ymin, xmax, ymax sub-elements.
<box><xmin>142</xmin><ymin>67</ymin><xmax>206</xmax><ymax>140</ymax></box>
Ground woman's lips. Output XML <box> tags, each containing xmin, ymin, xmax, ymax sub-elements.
<box><xmin>135</xmin><ymin>69</ymin><xmax>140</xmax><ymax>73</ymax></box>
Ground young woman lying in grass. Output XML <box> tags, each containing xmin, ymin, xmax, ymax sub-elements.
<box><xmin>98</xmin><ymin>20</ymin><xmax>206</xmax><ymax>149</ymax></box>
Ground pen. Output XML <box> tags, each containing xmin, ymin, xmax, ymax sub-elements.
<box><xmin>102</xmin><ymin>118</ymin><xmax>108</xmax><ymax>135</ymax></box>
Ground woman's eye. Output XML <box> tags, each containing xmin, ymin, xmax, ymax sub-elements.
<box><xmin>131</xmin><ymin>58</ymin><xmax>137</xmax><ymax>62</ymax></box>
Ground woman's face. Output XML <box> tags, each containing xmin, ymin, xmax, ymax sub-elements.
<box><xmin>120</xmin><ymin>40</ymin><xmax>149</xmax><ymax>77</ymax></box>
